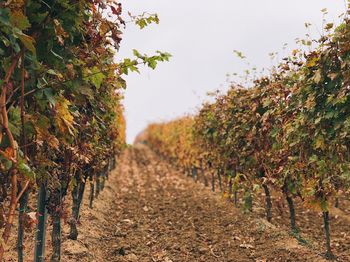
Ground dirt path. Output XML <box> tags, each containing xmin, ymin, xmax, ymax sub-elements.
<box><xmin>57</xmin><ymin>144</ymin><xmax>330</xmax><ymax>262</ymax></box>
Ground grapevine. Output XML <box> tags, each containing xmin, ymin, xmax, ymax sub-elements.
<box><xmin>141</xmin><ymin>7</ymin><xmax>350</xmax><ymax>259</ymax></box>
<box><xmin>0</xmin><ymin>1</ymin><xmax>170</xmax><ymax>261</ymax></box>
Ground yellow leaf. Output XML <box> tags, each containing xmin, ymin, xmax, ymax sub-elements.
<box><xmin>100</xmin><ymin>20</ymin><xmax>110</xmax><ymax>35</ymax></box>
<box><xmin>305</xmin><ymin>95</ymin><xmax>316</xmax><ymax>109</ymax></box>
<box><xmin>18</xmin><ymin>34</ymin><xmax>36</xmax><ymax>55</ymax></box>
<box><xmin>55</xmin><ymin>98</ymin><xmax>75</xmax><ymax>136</ymax></box>
<box><xmin>314</xmin><ymin>134</ymin><xmax>325</xmax><ymax>150</ymax></box>
<box><xmin>306</xmin><ymin>56</ymin><xmax>319</xmax><ymax>68</ymax></box>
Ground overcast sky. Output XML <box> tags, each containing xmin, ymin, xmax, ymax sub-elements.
<box><xmin>118</xmin><ymin>0</ymin><xmax>347</xmax><ymax>144</ymax></box>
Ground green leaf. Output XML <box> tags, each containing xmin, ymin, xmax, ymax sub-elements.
<box><xmin>47</xmin><ymin>69</ymin><xmax>59</xmax><ymax>76</ymax></box>
<box><xmin>233</xmin><ymin>50</ymin><xmax>246</xmax><ymax>59</ymax></box>
<box><xmin>116</xmin><ymin>77</ymin><xmax>126</xmax><ymax>89</ymax></box>
<box><xmin>44</xmin><ymin>88</ymin><xmax>56</xmax><ymax>106</ymax></box>
<box><xmin>132</xmin><ymin>49</ymin><xmax>142</xmax><ymax>58</ymax></box>
<box><xmin>148</xmin><ymin>59</ymin><xmax>157</xmax><ymax>69</ymax></box>
<box><xmin>10</xmin><ymin>11</ymin><xmax>30</xmax><ymax>30</ymax></box>
<box><xmin>30</xmin><ymin>12</ymin><xmax>48</xmax><ymax>24</ymax></box>
<box><xmin>0</xmin><ymin>8</ymin><xmax>11</xmax><ymax>26</ymax></box>
<box><xmin>89</xmin><ymin>67</ymin><xmax>105</xmax><ymax>89</ymax></box>
<box><xmin>324</xmin><ymin>23</ymin><xmax>334</xmax><ymax>31</ymax></box>
<box><xmin>50</xmin><ymin>49</ymin><xmax>63</xmax><ymax>60</ymax></box>
<box><xmin>309</xmin><ymin>154</ymin><xmax>318</xmax><ymax>163</ymax></box>
<box><xmin>79</xmin><ymin>86</ymin><xmax>94</xmax><ymax>99</ymax></box>
<box><xmin>18</xmin><ymin>159</ymin><xmax>35</xmax><ymax>179</ymax></box>
<box><xmin>320</xmin><ymin>198</ymin><xmax>328</xmax><ymax>212</ymax></box>
<box><xmin>8</xmin><ymin>107</ymin><xmax>21</xmax><ymax>137</ymax></box>
<box><xmin>18</xmin><ymin>34</ymin><xmax>36</xmax><ymax>54</ymax></box>
<box><xmin>136</xmin><ymin>19</ymin><xmax>147</xmax><ymax>29</ymax></box>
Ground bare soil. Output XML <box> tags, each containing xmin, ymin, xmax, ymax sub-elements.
<box><xmin>5</xmin><ymin>144</ymin><xmax>350</xmax><ymax>261</ymax></box>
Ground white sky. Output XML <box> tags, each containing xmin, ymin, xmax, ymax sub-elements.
<box><xmin>118</xmin><ymin>0</ymin><xmax>347</xmax><ymax>144</ymax></box>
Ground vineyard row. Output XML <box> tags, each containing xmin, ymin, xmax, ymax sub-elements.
<box><xmin>0</xmin><ymin>1</ymin><xmax>169</xmax><ymax>261</ymax></box>
<box><xmin>139</xmin><ymin>9</ymin><xmax>350</xmax><ymax>260</ymax></box>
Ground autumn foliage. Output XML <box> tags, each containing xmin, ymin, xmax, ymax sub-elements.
<box><xmin>0</xmin><ymin>0</ymin><xmax>170</xmax><ymax>261</ymax></box>
<box><xmin>141</xmin><ymin>11</ymin><xmax>350</xmax><ymax>259</ymax></box>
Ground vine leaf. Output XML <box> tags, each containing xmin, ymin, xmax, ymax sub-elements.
<box><xmin>55</xmin><ymin>98</ymin><xmax>75</xmax><ymax>136</ymax></box>
<box><xmin>34</xmin><ymin>116</ymin><xmax>59</xmax><ymax>149</ymax></box>
<box><xmin>18</xmin><ymin>34</ymin><xmax>36</xmax><ymax>55</ymax></box>
<box><xmin>10</xmin><ymin>11</ymin><xmax>30</xmax><ymax>30</ymax></box>
<box><xmin>17</xmin><ymin>159</ymin><xmax>35</xmax><ymax>179</ymax></box>
<box><xmin>314</xmin><ymin>134</ymin><xmax>325</xmax><ymax>150</ymax></box>
<box><xmin>53</xmin><ymin>19</ymin><xmax>69</xmax><ymax>46</ymax></box>
<box><xmin>3</xmin><ymin>147</ymin><xmax>14</xmax><ymax>159</ymax></box>
<box><xmin>88</xmin><ymin>67</ymin><xmax>105</xmax><ymax>89</ymax></box>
